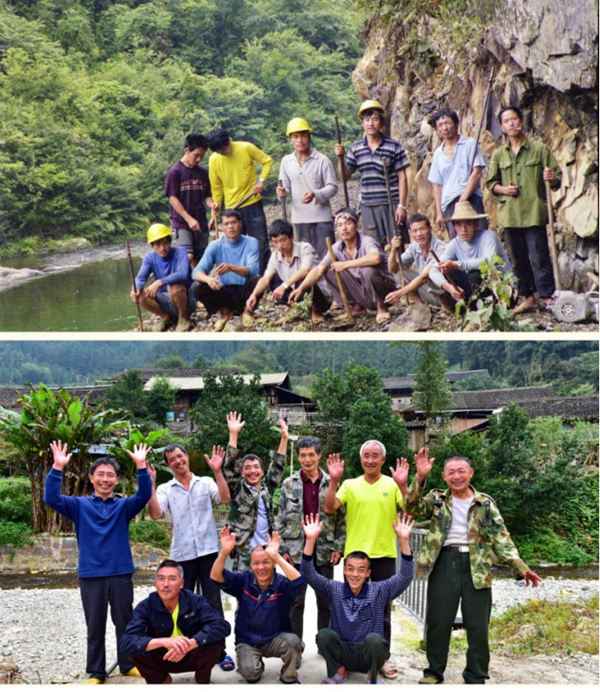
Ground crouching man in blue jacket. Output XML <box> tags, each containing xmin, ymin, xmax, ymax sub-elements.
<box><xmin>120</xmin><ymin>559</ymin><xmax>231</xmax><ymax>684</ymax></box>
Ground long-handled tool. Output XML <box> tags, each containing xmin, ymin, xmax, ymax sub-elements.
<box><xmin>382</xmin><ymin>159</ymin><xmax>408</xmax><ymax>305</ymax></box>
<box><xmin>326</xmin><ymin>237</ymin><xmax>355</xmax><ymax>326</ymax></box>
<box><xmin>334</xmin><ymin>115</ymin><xmax>350</xmax><ymax>207</ymax></box>
<box><xmin>126</xmin><ymin>240</ymin><xmax>144</xmax><ymax>332</ymax></box>
<box><xmin>469</xmin><ymin>67</ymin><xmax>495</xmax><ymax>175</ymax></box>
<box><xmin>545</xmin><ymin>180</ymin><xmax>561</xmax><ymax>291</ymax></box>
<box><xmin>278</xmin><ymin>178</ymin><xmax>288</xmax><ymax>221</ymax></box>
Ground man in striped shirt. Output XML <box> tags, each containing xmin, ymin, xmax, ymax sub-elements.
<box><xmin>301</xmin><ymin>512</ymin><xmax>414</xmax><ymax>684</ymax></box>
<box><xmin>335</xmin><ymin>100</ymin><xmax>410</xmax><ymax>247</ymax></box>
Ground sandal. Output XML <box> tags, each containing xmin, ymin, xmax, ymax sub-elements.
<box><xmin>322</xmin><ymin>673</ymin><xmax>348</xmax><ymax>684</ymax></box>
<box><xmin>380</xmin><ymin>661</ymin><xmax>398</xmax><ymax>679</ymax></box>
<box><xmin>219</xmin><ymin>654</ymin><xmax>235</xmax><ymax>672</ymax></box>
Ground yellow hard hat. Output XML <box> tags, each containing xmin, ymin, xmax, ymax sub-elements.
<box><xmin>286</xmin><ymin>117</ymin><xmax>312</xmax><ymax>137</ymax></box>
<box><xmin>147</xmin><ymin>223</ymin><xmax>171</xmax><ymax>244</ymax></box>
<box><xmin>358</xmin><ymin>99</ymin><xmax>385</xmax><ymax>119</ymax></box>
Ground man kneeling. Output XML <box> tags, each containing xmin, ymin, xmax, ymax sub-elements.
<box><xmin>210</xmin><ymin>527</ymin><xmax>305</xmax><ymax>684</ymax></box>
<box><xmin>119</xmin><ymin>560</ymin><xmax>230</xmax><ymax>684</ymax></box>
<box><xmin>301</xmin><ymin>513</ymin><xmax>414</xmax><ymax>684</ymax></box>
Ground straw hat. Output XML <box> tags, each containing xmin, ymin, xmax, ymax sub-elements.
<box><xmin>447</xmin><ymin>200</ymin><xmax>489</xmax><ymax>222</ymax></box>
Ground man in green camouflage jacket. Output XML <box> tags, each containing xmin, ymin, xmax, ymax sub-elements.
<box><xmin>274</xmin><ymin>435</ymin><xmax>346</xmax><ymax>639</ymax></box>
<box><xmin>403</xmin><ymin>449</ymin><xmax>540</xmax><ymax>685</ymax></box>
<box><xmin>222</xmin><ymin>411</ymin><xmax>289</xmax><ymax>571</ymax></box>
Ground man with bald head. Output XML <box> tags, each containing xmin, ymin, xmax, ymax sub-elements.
<box><xmin>323</xmin><ymin>440</ymin><xmax>409</xmax><ymax>679</ymax></box>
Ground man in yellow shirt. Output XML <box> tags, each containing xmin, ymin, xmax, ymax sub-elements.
<box><xmin>206</xmin><ymin>128</ymin><xmax>273</xmax><ymax>273</ymax></box>
<box><xmin>323</xmin><ymin>440</ymin><xmax>408</xmax><ymax>679</ymax></box>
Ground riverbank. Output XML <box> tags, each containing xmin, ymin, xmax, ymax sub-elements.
<box><xmin>0</xmin><ymin>575</ymin><xmax>597</xmax><ymax>685</ymax></box>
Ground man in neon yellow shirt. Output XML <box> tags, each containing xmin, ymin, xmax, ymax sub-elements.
<box><xmin>120</xmin><ymin>560</ymin><xmax>230</xmax><ymax>684</ymax></box>
<box><xmin>206</xmin><ymin>128</ymin><xmax>273</xmax><ymax>273</ymax></box>
<box><xmin>323</xmin><ymin>440</ymin><xmax>408</xmax><ymax>679</ymax></box>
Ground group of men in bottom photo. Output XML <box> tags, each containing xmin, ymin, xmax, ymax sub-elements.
<box><xmin>44</xmin><ymin>412</ymin><xmax>540</xmax><ymax>685</ymax></box>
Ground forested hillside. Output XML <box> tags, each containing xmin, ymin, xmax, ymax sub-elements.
<box><xmin>0</xmin><ymin>0</ymin><xmax>362</xmax><ymax>255</ymax></box>
<box><xmin>0</xmin><ymin>341</ymin><xmax>596</xmax><ymax>396</ymax></box>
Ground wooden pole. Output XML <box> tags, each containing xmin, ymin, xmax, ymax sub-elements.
<box><xmin>278</xmin><ymin>178</ymin><xmax>288</xmax><ymax>221</ymax></box>
<box><xmin>382</xmin><ymin>158</ymin><xmax>408</xmax><ymax>305</ymax></box>
<box><xmin>545</xmin><ymin>180</ymin><xmax>561</xmax><ymax>290</ymax></box>
<box><xmin>326</xmin><ymin>236</ymin><xmax>355</xmax><ymax>325</ymax></box>
<box><xmin>430</xmin><ymin>248</ymin><xmax>460</xmax><ymax>291</ymax></box>
<box><xmin>126</xmin><ymin>240</ymin><xmax>144</xmax><ymax>332</ymax></box>
<box><xmin>469</xmin><ymin>67</ymin><xmax>495</xmax><ymax>175</ymax></box>
<box><xmin>334</xmin><ymin>115</ymin><xmax>350</xmax><ymax>207</ymax></box>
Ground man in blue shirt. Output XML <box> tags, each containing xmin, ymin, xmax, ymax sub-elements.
<box><xmin>44</xmin><ymin>440</ymin><xmax>153</xmax><ymax>684</ymax></box>
<box><xmin>210</xmin><ymin>526</ymin><xmax>305</xmax><ymax>684</ymax></box>
<box><xmin>190</xmin><ymin>209</ymin><xmax>260</xmax><ymax>331</ymax></box>
<box><xmin>428</xmin><ymin>109</ymin><xmax>486</xmax><ymax>239</ymax></box>
<box><xmin>301</xmin><ymin>512</ymin><xmax>414</xmax><ymax>685</ymax></box>
<box><xmin>119</xmin><ymin>559</ymin><xmax>231</xmax><ymax>684</ymax></box>
<box><xmin>335</xmin><ymin>100</ymin><xmax>410</xmax><ymax>247</ymax></box>
<box><xmin>131</xmin><ymin>223</ymin><xmax>193</xmax><ymax>332</ymax></box>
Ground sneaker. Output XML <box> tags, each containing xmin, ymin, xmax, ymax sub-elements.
<box><xmin>418</xmin><ymin>674</ymin><xmax>441</xmax><ymax>684</ymax></box>
<box><xmin>124</xmin><ymin>667</ymin><xmax>142</xmax><ymax>677</ymax></box>
<box><xmin>85</xmin><ymin>677</ymin><xmax>104</xmax><ymax>685</ymax></box>
<box><xmin>175</xmin><ymin>317</ymin><xmax>191</xmax><ymax>332</ymax></box>
<box><xmin>242</xmin><ymin>313</ymin><xmax>255</xmax><ymax>329</ymax></box>
<box><xmin>151</xmin><ymin>316</ymin><xmax>175</xmax><ymax>332</ymax></box>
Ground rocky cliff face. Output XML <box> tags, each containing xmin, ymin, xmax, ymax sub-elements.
<box><xmin>352</xmin><ymin>0</ymin><xmax>598</xmax><ymax>292</ymax></box>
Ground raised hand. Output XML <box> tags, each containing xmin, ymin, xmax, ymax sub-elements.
<box><xmin>205</xmin><ymin>445</ymin><xmax>225</xmax><ymax>473</ymax></box>
<box><xmin>390</xmin><ymin>457</ymin><xmax>409</xmax><ymax>488</ymax></box>
<box><xmin>279</xmin><ymin>417</ymin><xmax>289</xmax><ymax>441</ymax></box>
<box><xmin>50</xmin><ymin>440</ymin><xmax>72</xmax><ymax>470</ymax></box>
<box><xmin>264</xmin><ymin>531</ymin><xmax>281</xmax><ymax>560</ymax></box>
<box><xmin>148</xmin><ymin>463</ymin><xmax>157</xmax><ymax>486</ymax></box>
<box><xmin>393</xmin><ymin>512</ymin><xmax>415</xmax><ymax>542</ymax></box>
<box><xmin>226</xmin><ymin>411</ymin><xmax>245</xmax><ymax>436</ymax></box>
<box><xmin>414</xmin><ymin>447</ymin><xmax>434</xmax><ymax>484</ymax></box>
<box><xmin>126</xmin><ymin>443</ymin><xmax>152</xmax><ymax>469</ymax></box>
<box><xmin>302</xmin><ymin>513</ymin><xmax>323</xmax><ymax>541</ymax></box>
<box><xmin>326</xmin><ymin>454</ymin><xmax>345</xmax><ymax>483</ymax></box>
<box><xmin>219</xmin><ymin>525</ymin><xmax>236</xmax><ymax>555</ymax></box>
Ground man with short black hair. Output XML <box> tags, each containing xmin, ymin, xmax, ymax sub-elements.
<box><xmin>301</xmin><ymin>513</ymin><xmax>414</xmax><ymax>684</ymax></box>
<box><xmin>403</xmin><ymin>449</ymin><xmax>541</xmax><ymax>684</ymax></box>
<box><xmin>44</xmin><ymin>440</ymin><xmax>153</xmax><ymax>684</ymax></box>
<box><xmin>245</xmin><ymin>219</ymin><xmax>332</xmax><ymax>325</ymax></box>
<box><xmin>190</xmin><ymin>209</ymin><xmax>260</xmax><ymax>331</ymax></box>
<box><xmin>120</xmin><ymin>559</ymin><xmax>230</xmax><ymax>684</ymax></box>
<box><xmin>428</xmin><ymin>108</ymin><xmax>486</xmax><ymax>239</ymax></box>
<box><xmin>165</xmin><ymin>133</ymin><xmax>217</xmax><ymax>267</ymax></box>
<box><xmin>206</xmin><ymin>128</ymin><xmax>272</xmax><ymax>273</ymax></box>
<box><xmin>210</xmin><ymin>528</ymin><xmax>305</xmax><ymax>684</ymax></box>
<box><xmin>274</xmin><ymin>435</ymin><xmax>346</xmax><ymax>639</ymax></box>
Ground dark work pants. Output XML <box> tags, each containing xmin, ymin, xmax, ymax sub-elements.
<box><xmin>316</xmin><ymin>628</ymin><xmax>389</xmax><ymax>684</ymax></box>
<box><xmin>504</xmin><ymin>225</ymin><xmax>555</xmax><ymax>299</ymax></box>
<box><xmin>179</xmin><ymin>554</ymin><xmax>226</xmax><ymax>659</ymax></box>
<box><xmin>238</xmin><ymin>200</ymin><xmax>270</xmax><ymax>274</ymax></box>
<box><xmin>424</xmin><ymin>549</ymin><xmax>491</xmax><ymax>684</ymax></box>
<box><xmin>190</xmin><ymin>276</ymin><xmax>259</xmax><ymax>315</ymax></box>
<box><xmin>369</xmin><ymin>557</ymin><xmax>396</xmax><ymax>645</ymax></box>
<box><xmin>130</xmin><ymin>642</ymin><xmax>222</xmax><ymax>684</ymax></box>
<box><xmin>79</xmin><ymin>574</ymin><xmax>134</xmax><ymax>678</ymax></box>
<box><xmin>289</xmin><ymin>562</ymin><xmax>333</xmax><ymax>640</ymax></box>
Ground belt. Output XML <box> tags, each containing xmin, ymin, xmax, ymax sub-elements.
<box><xmin>442</xmin><ymin>545</ymin><xmax>469</xmax><ymax>553</ymax></box>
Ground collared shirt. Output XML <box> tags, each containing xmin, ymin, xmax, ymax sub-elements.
<box><xmin>301</xmin><ymin>469</ymin><xmax>322</xmax><ymax>517</ymax></box>
<box><xmin>400</xmin><ymin>236</ymin><xmax>448</xmax><ymax>272</ymax></box>
<box><xmin>486</xmin><ymin>136</ymin><xmax>561</xmax><ymax>228</ymax></box>
<box><xmin>194</xmin><ymin>234</ymin><xmax>259</xmax><ymax>286</ymax></box>
<box><xmin>429</xmin><ymin>229</ymin><xmax>513</xmax><ymax>288</ymax></box>
<box><xmin>428</xmin><ymin>135</ymin><xmax>485</xmax><ymax>211</ymax></box>
<box><xmin>278</xmin><ymin>148</ymin><xmax>337</xmax><ymax>223</ymax></box>
<box><xmin>345</xmin><ymin>134</ymin><xmax>409</xmax><ymax>206</ymax></box>
<box><xmin>319</xmin><ymin>234</ymin><xmax>392</xmax><ymax>282</ymax></box>
<box><xmin>266</xmin><ymin>241</ymin><xmax>318</xmax><ymax>282</ymax></box>
<box><xmin>156</xmin><ymin>474</ymin><xmax>220</xmax><ymax>561</ymax></box>
<box><xmin>135</xmin><ymin>246</ymin><xmax>191</xmax><ymax>293</ymax></box>
<box><xmin>301</xmin><ymin>552</ymin><xmax>413</xmax><ymax>643</ymax></box>
<box><xmin>217</xmin><ymin>569</ymin><xmax>305</xmax><ymax>647</ymax></box>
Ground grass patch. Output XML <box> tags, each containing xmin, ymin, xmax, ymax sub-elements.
<box><xmin>489</xmin><ymin>595</ymin><xmax>599</xmax><ymax>656</ymax></box>
<box><xmin>129</xmin><ymin>520</ymin><xmax>171</xmax><ymax>551</ymax></box>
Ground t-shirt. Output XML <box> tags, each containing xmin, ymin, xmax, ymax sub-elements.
<box><xmin>164</xmin><ymin>161</ymin><xmax>211</xmax><ymax>231</ymax></box>
<box><xmin>337</xmin><ymin>475</ymin><xmax>403</xmax><ymax>558</ymax></box>
<box><xmin>443</xmin><ymin>495</ymin><xmax>471</xmax><ymax>546</ymax></box>
<box><xmin>428</xmin><ymin>136</ymin><xmax>485</xmax><ymax>211</ymax></box>
<box><xmin>135</xmin><ymin>246</ymin><xmax>192</xmax><ymax>293</ymax></box>
<box><xmin>194</xmin><ymin>235</ymin><xmax>259</xmax><ymax>286</ymax></box>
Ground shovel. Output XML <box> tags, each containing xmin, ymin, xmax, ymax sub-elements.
<box><xmin>326</xmin><ymin>237</ymin><xmax>355</xmax><ymax>327</ymax></box>
<box><xmin>278</xmin><ymin>178</ymin><xmax>288</xmax><ymax>221</ymax></box>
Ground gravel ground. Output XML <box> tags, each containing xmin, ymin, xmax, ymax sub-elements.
<box><xmin>0</xmin><ymin>575</ymin><xmax>597</xmax><ymax>685</ymax></box>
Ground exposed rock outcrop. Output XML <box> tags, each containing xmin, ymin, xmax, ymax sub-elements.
<box><xmin>353</xmin><ymin>0</ymin><xmax>598</xmax><ymax>292</ymax></box>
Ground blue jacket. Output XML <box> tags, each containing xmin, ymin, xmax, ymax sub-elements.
<box><xmin>119</xmin><ymin>589</ymin><xmax>231</xmax><ymax>657</ymax></box>
<box><xmin>43</xmin><ymin>467</ymin><xmax>152</xmax><ymax>578</ymax></box>
<box><xmin>214</xmin><ymin>569</ymin><xmax>305</xmax><ymax>647</ymax></box>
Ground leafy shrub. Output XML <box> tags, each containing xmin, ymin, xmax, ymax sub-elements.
<box><xmin>0</xmin><ymin>477</ymin><xmax>32</xmax><ymax>523</ymax></box>
<box><xmin>0</xmin><ymin>521</ymin><xmax>34</xmax><ymax>549</ymax></box>
<box><xmin>129</xmin><ymin>519</ymin><xmax>171</xmax><ymax>551</ymax></box>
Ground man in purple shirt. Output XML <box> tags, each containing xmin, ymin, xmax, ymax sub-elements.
<box><xmin>164</xmin><ymin>134</ymin><xmax>216</xmax><ymax>267</ymax></box>
<box><xmin>289</xmin><ymin>208</ymin><xmax>396</xmax><ymax>325</ymax></box>
<box><xmin>131</xmin><ymin>223</ymin><xmax>194</xmax><ymax>332</ymax></box>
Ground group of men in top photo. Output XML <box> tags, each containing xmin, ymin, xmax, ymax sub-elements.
<box><xmin>130</xmin><ymin>99</ymin><xmax>562</xmax><ymax>331</ymax></box>
<box><xmin>44</xmin><ymin>415</ymin><xmax>540</xmax><ymax>685</ymax></box>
